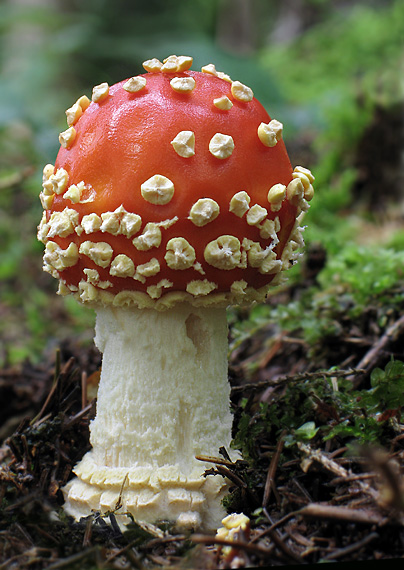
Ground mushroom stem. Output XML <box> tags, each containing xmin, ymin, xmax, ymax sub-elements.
<box><xmin>63</xmin><ymin>303</ymin><xmax>236</xmax><ymax>530</ymax></box>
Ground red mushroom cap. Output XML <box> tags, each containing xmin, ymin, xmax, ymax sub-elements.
<box><xmin>38</xmin><ymin>56</ymin><xmax>314</xmax><ymax>309</ymax></box>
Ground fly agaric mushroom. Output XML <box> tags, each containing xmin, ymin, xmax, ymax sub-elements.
<box><xmin>38</xmin><ymin>55</ymin><xmax>314</xmax><ymax>531</ymax></box>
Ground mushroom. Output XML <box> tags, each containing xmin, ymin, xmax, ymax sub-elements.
<box><xmin>37</xmin><ymin>55</ymin><xmax>314</xmax><ymax>531</ymax></box>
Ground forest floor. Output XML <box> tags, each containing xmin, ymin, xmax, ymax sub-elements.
<box><xmin>1</xmin><ymin>263</ymin><xmax>404</xmax><ymax>569</ymax></box>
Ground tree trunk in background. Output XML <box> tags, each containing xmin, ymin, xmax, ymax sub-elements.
<box><xmin>3</xmin><ymin>0</ymin><xmax>56</xmax><ymax>76</ymax></box>
<box><xmin>2</xmin><ymin>0</ymin><xmax>68</xmax><ymax>132</ymax></box>
<box><xmin>216</xmin><ymin>0</ymin><xmax>255</xmax><ymax>54</ymax></box>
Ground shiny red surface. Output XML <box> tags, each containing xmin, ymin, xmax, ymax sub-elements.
<box><xmin>49</xmin><ymin>70</ymin><xmax>296</xmax><ymax>294</ymax></box>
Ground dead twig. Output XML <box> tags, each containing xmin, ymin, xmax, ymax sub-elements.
<box><xmin>62</xmin><ymin>401</ymin><xmax>95</xmax><ymax>429</ymax></box>
<box><xmin>297</xmin><ymin>442</ymin><xmax>349</xmax><ymax>478</ymax></box>
<box><xmin>258</xmin><ymin>332</ymin><xmax>288</xmax><ymax>369</ymax></box>
<box><xmin>322</xmin><ymin>531</ymin><xmax>379</xmax><ymax>561</ymax></box>
<box><xmin>210</xmin><ymin>464</ymin><xmax>248</xmax><ymax>489</ymax></box>
<box><xmin>0</xmin><ymin>547</ymin><xmax>55</xmax><ymax>570</ymax></box>
<box><xmin>105</xmin><ymin>539</ymin><xmax>143</xmax><ymax>568</ymax></box>
<box><xmin>250</xmin><ymin>511</ymin><xmax>299</xmax><ymax>544</ymax></box>
<box><xmin>231</xmin><ymin>368</ymin><xmax>367</xmax><ymax>395</ymax></box>
<box><xmin>329</xmin><ymin>472</ymin><xmax>376</xmax><ymax>486</ymax></box>
<box><xmin>191</xmin><ymin>533</ymin><xmax>274</xmax><ymax>559</ymax></box>
<box><xmin>45</xmin><ymin>547</ymin><xmax>99</xmax><ymax>570</ymax></box>
<box><xmin>262</xmin><ymin>430</ymin><xmax>286</xmax><ymax>508</ymax></box>
<box><xmin>263</xmin><ymin>508</ymin><xmax>306</xmax><ymax>565</ymax></box>
<box><xmin>298</xmin><ymin>503</ymin><xmax>386</xmax><ymax>525</ymax></box>
<box><xmin>139</xmin><ymin>535</ymin><xmax>186</xmax><ymax>550</ymax></box>
<box><xmin>350</xmin><ymin>314</ymin><xmax>404</xmax><ymax>388</ymax></box>
<box><xmin>196</xmin><ymin>452</ymin><xmax>249</xmax><ymax>489</ymax></box>
<box><xmin>195</xmin><ymin>454</ymin><xmax>237</xmax><ymax>468</ymax></box>
<box><xmin>30</xmin><ymin>357</ymin><xmax>75</xmax><ymax>426</ymax></box>
<box><xmin>81</xmin><ymin>371</ymin><xmax>88</xmax><ymax>410</ymax></box>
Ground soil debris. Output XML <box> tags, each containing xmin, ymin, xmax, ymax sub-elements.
<box><xmin>1</xmin><ymin>290</ymin><xmax>404</xmax><ymax>568</ymax></box>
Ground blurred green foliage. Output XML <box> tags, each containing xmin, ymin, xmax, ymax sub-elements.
<box><xmin>261</xmin><ymin>0</ymin><xmax>404</xmax><ymax>250</ymax></box>
<box><xmin>0</xmin><ymin>0</ymin><xmax>403</xmax><ymax>363</ymax></box>
<box><xmin>230</xmin><ymin>242</ymin><xmax>404</xmax><ymax>363</ymax></box>
<box><xmin>262</xmin><ymin>2</ymin><xmax>404</xmax><ymax>107</ymax></box>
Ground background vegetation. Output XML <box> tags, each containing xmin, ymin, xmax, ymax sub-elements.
<box><xmin>0</xmin><ymin>0</ymin><xmax>403</xmax><ymax>364</ymax></box>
